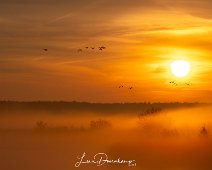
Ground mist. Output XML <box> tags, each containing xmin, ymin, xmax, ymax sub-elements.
<box><xmin>0</xmin><ymin>102</ymin><xmax>212</xmax><ymax>170</ymax></box>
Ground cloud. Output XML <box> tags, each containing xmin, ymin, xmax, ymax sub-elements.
<box><xmin>0</xmin><ymin>0</ymin><xmax>212</xmax><ymax>101</ymax></box>
<box><xmin>152</xmin><ymin>67</ymin><xmax>166</xmax><ymax>74</ymax></box>
<box><xmin>161</xmin><ymin>0</ymin><xmax>212</xmax><ymax>19</ymax></box>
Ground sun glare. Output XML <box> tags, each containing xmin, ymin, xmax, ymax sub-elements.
<box><xmin>171</xmin><ymin>60</ymin><xmax>190</xmax><ymax>78</ymax></box>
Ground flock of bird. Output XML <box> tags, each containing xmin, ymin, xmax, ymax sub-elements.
<box><xmin>118</xmin><ymin>81</ymin><xmax>190</xmax><ymax>90</ymax></box>
<box><xmin>42</xmin><ymin>46</ymin><xmax>106</xmax><ymax>53</ymax></box>
<box><xmin>169</xmin><ymin>81</ymin><xmax>178</xmax><ymax>86</ymax></box>
<box><xmin>119</xmin><ymin>85</ymin><xmax>134</xmax><ymax>90</ymax></box>
<box><xmin>42</xmin><ymin>48</ymin><xmax>191</xmax><ymax>89</ymax></box>
<box><xmin>169</xmin><ymin>81</ymin><xmax>190</xmax><ymax>86</ymax></box>
<box><xmin>78</xmin><ymin>46</ymin><xmax>106</xmax><ymax>52</ymax></box>
<box><xmin>118</xmin><ymin>81</ymin><xmax>190</xmax><ymax>91</ymax></box>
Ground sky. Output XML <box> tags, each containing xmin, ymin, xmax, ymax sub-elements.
<box><xmin>0</xmin><ymin>0</ymin><xmax>212</xmax><ymax>102</ymax></box>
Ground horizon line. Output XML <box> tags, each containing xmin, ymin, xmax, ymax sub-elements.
<box><xmin>0</xmin><ymin>100</ymin><xmax>210</xmax><ymax>104</ymax></box>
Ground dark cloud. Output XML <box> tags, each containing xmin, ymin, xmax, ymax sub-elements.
<box><xmin>0</xmin><ymin>0</ymin><xmax>164</xmax><ymax>58</ymax></box>
<box><xmin>162</xmin><ymin>0</ymin><xmax>212</xmax><ymax>19</ymax></box>
<box><xmin>0</xmin><ymin>0</ymin><xmax>210</xmax><ymax>59</ymax></box>
<box><xmin>0</xmin><ymin>0</ymin><xmax>160</xmax><ymax>18</ymax></box>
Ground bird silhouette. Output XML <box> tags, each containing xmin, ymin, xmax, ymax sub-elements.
<box><xmin>169</xmin><ymin>81</ymin><xmax>178</xmax><ymax>86</ymax></box>
<box><xmin>77</xmin><ymin>49</ymin><xmax>83</xmax><ymax>52</ymax></box>
<box><xmin>185</xmin><ymin>83</ymin><xmax>190</xmax><ymax>86</ymax></box>
<box><xmin>118</xmin><ymin>85</ymin><xmax>124</xmax><ymax>88</ymax></box>
<box><xmin>169</xmin><ymin>81</ymin><xmax>175</xmax><ymax>84</ymax></box>
<box><xmin>99</xmin><ymin>46</ymin><xmax>106</xmax><ymax>51</ymax></box>
<box><xmin>43</xmin><ymin>49</ymin><xmax>48</xmax><ymax>52</ymax></box>
<box><xmin>91</xmin><ymin>47</ymin><xmax>95</xmax><ymax>50</ymax></box>
<box><xmin>85</xmin><ymin>47</ymin><xmax>89</xmax><ymax>49</ymax></box>
<box><xmin>129</xmin><ymin>87</ymin><xmax>133</xmax><ymax>90</ymax></box>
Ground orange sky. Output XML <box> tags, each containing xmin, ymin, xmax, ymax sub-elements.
<box><xmin>0</xmin><ymin>0</ymin><xmax>212</xmax><ymax>102</ymax></box>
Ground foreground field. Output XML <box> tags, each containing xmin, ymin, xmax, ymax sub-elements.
<box><xmin>0</xmin><ymin>103</ymin><xmax>211</xmax><ymax>170</ymax></box>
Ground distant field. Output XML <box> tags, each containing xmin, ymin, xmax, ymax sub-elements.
<box><xmin>0</xmin><ymin>101</ymin><xmax>203</xmax><ymax>113</ymax></box>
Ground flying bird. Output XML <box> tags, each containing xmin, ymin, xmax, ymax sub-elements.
<box><xmin>129</xmin><ymin>87</ymin><xmax>133</xmax><ymax>90</ymax></box>
<box><xmin>85</xmin><ymin>47</ymin><xmax>89</xmax><ymax>49</ymax></box>
<box><xmin>43</xmin><ymin>49</ymin><xmax>48</xmax><ymax>52</ymax></box>
<box><xmin>91</xmin><ymin>47</ymin><xmax>95</xmax><ymax>50</ymax></box>
<box><xmin>119</xmin><ymin>85</ymin><xmax>124</xmax><ymax>88</ymax></box>
<box><xmin>169</xmin><ymin>81</ymin><xmax>178</xmax><ymax>86</ymax></box>
<box><xmin>169</xmin><ymin>81</ymin><xmax>175</xmax><ymax>84</ymax></box>
<box><xmin>99</xmin><ymin>46</ymin><xmax>106</xmax><ymax>51</ymax></box>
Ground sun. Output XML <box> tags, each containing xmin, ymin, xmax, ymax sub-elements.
<box><xmin>170</xmin><ymin>60</ymin><xmax>190</xmax><ymax>78</ymax></box>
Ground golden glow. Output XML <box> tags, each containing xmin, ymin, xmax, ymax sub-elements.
<box><xmin>171</xmin><ymin>60</ymin><xmax>191</xmax><ymax>78</ymax></box>
<box><xmin>1</xmin><ymin>1</ymin><xmax>212</xmax><ymax>102</ymax></box>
